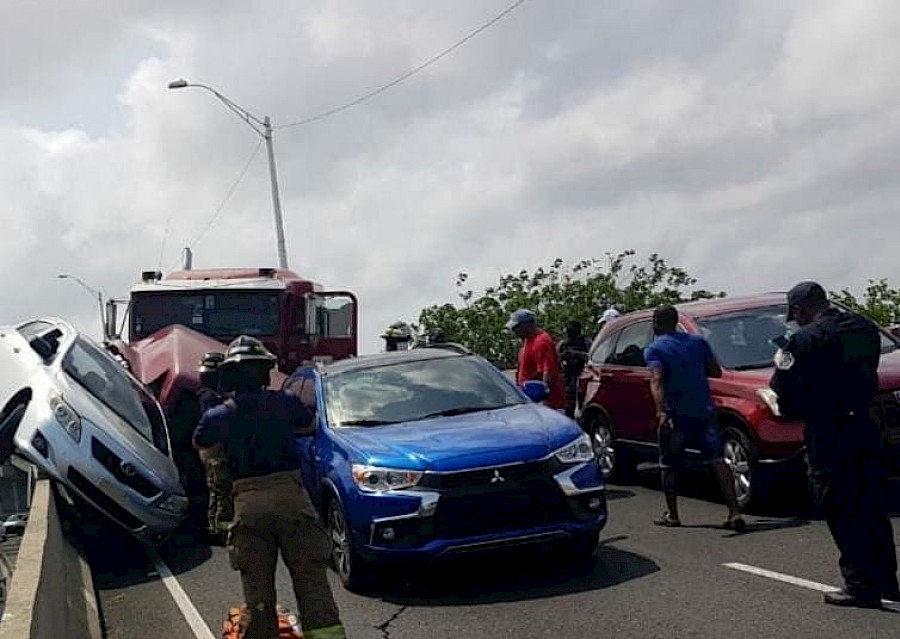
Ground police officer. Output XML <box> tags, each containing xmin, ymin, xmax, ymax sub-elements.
<box><xmin>196</xmin><ymin>352</ymin><xmax>233</xmax><ymax>543</ymax></box>
<box><xmin>193</xmin><ymin>336</ymin><xmax>346</xmax><ymax>639</ymax></box>
<box><xmin>771</xmin><ymin>281</ymin><xmax>899</xmax><ymax>609</ymax></box>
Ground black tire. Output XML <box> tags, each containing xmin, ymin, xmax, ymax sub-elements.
<box><xmin>326</xmin><ymin>498</ymin><xmax>374</xmax><ymax>592</ymax></box>
<box><xmin>587</xmin><ymin>414</ymin><xmax>634</xmax><ymax>484</ymax></box>
<box><xmin>720</xmin><ymin>426</ymin><xmax>762</xmax><ymax>511</ymax></box>
<box><xmin>0</xmin><ymin>404</ymin><xmax>26</xmax><ymax>466</ymax></box>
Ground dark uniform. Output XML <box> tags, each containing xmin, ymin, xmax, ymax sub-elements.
<box><xmin>771</xmin><ymin>303</ymin><xmax>898</xmax><ymax>605</ymax></box>
<box><xmin>193</xmin><ymin>336</ymin><xmax>345</xmax><ymax>639</ymax></box>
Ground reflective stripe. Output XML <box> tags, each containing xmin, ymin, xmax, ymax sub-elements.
<box><xmin>305</xmin><ymin>624</ymin><xmax>347</xmax><ymax>639</ymax></box>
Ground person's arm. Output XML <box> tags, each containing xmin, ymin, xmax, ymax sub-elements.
<box><xmin>193</xmin><ymin>405</ymin><xmax>228</xmax><ymax>450</ymax></box>
<box><xmin>536</xmin><ymin>339</ymin><xmax>558</xmax><ymax>387</ymax></box>
<box><xmin>284</xmin><ymin>393</ymin><xmax>318</xmax><ymax>437</ymax></box>
<box><xmin>703</xmin><ymin>340</ymin><xmax>722</xmax><ymax>379</ymax></box>
<box><xmin>645</xmin><ymin>346</ymin><xmax>669</xmax><ymax>428</ymax></box>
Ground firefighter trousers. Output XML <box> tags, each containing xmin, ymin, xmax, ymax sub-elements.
<box><xmin>228</xmin><ymin>470</ymin><xmax>343</xmax><ymax>639</ymax></box>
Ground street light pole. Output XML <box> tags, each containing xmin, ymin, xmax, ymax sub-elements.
<box><xmin>167</xmin><ymin>79</ymin><xmax>289</xmax><ymax>269</ymax></box>
<box><xmin>57</xmin><ymin>274</ymin><xmax>105</xmax><ymax>339</ymax></box>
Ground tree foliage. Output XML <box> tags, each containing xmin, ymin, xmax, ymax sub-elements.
<box><xmin>417</xmin><ymin>250</ymin><xmax>724</xmax><ymax>368</ymax></box>
<box><xmin>830</xmin><ymin>279</ymin><xmax>900</xmax><ymax>327</ymax></box>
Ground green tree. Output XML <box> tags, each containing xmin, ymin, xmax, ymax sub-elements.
<box><xmin>830</xmin><ymin>279</ymin><xmax>900</xmax><ymax>327</ymax></box>
<box><xmin>418</xmin><ymin>250</ymin><xmax>724</xmax><ymax>368</ymax></box>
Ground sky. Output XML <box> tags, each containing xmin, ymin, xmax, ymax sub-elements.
<box><xmin>2</xmin><ymin>0</ymin><xmax>899</xmax><ymax>354</ymax></box>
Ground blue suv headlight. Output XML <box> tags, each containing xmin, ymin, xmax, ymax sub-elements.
<box><xmin>351</xmin><ymin>465</ymin><xmax>423</xmax><ymax>493</ymax></box>
<box><xmin>553</xmin><ymin>433</ymin><xmax>594</xmax><ymax>464</ymax></box>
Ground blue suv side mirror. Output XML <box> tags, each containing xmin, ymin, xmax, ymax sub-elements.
<box><xmin>522</xmin><ymin>380</ymin><xmax>549</xmax><ymax>403</ymax></box>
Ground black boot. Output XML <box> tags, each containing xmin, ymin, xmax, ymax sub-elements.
<box><xmin>823</xmin><ymin>590</ymin><xmax>881</xmax><ymax>609</ymax></box>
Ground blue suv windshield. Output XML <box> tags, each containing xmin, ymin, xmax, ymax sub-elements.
<box><xmin>324</xmin><ymin>356</ymin><xmax>525</xmax><ymax>426</ymax></box>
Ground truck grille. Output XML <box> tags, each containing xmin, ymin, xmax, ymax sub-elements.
<box><xmin>91</xmin><ymin>438</ymin><xmax>161</xmax><ymax>499</ymax></box>
<box><xmin>67</xmin><ymin>467</ymin><xmax>144</xmax><ymax>531</ymax></box>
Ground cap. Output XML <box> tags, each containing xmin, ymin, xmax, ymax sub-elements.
<box><xmin>786</xmin><ymin>281</ymin><xmax>827</xmax><ymax>321</ymax></box>
<box><xmin>598</xmin><ymin>308</ymin><xmax>621</xmax><ymax>325</ymax></box>
<box><xmin>505</xmin><ymin>308</ymin><xmax>536</xmax><ymax>330</ymax></box>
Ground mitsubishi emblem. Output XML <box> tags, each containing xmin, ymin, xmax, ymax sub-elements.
<box><xmin>490</xmin><ymin>469</ymin><xmax>506</xmax><ymax>484</ymax></box>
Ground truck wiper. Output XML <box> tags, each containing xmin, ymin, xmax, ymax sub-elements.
<box><xmin>731</xmin><ymin>362</ymin><xmax>773</xmax><ymax>371</ymax></box>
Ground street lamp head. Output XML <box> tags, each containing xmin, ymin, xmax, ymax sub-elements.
<box><xmin>168</xmin><ymin>79</ymin><xmax>189</xmax><ymax>90</ymax></box>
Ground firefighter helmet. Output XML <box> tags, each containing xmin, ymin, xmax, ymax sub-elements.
<box><xmin>198</xmin><ymin>352</ymin><xmax>225</xmax><ymax>373</ymax></box>
<box><xmin>221</xmin><ymin>335</ymin><xmax>277</xmax><ymax>369</ymax></box>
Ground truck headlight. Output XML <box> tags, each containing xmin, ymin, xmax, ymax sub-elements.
<box><xmin>156</xmin><ymin>493</ymin><xmax>189</xmax><ymax>515</ymax></box>
<box><xmin>49</xmin><ymin>393</ymin><xmax>82</xmax><ymax>443</ymax></box>
<box><xmin>756</xmin><ymin>388</ymin><xmax>782</xmax><ymax>417</ymax></box>
<box><xmin>554</xmin><ymin>433</ymin><xmax>594</xmax><ymax>464</ymax></box>
<box><xmin>351</xmin><ymin>465</ymin><xmax>422</xmax><ymax>493</ymax></box>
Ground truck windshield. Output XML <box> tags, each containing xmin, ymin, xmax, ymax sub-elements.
<box><xmin>131</xmin><ymin>291</ymin><xmax>281</xmax><ymax>340</ymax></box>
<box><xmin>62</xmin><ymin>337</ymin><xmax>170</xmax><ymax>454</ymax></box>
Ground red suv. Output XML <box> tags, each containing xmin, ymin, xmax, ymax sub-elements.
<box><xmin>576</xmin><ymin>294</ymin><xmax>900</xmax><ymax>507</ymax></box>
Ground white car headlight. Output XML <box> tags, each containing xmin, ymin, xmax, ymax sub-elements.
<box><xmin>351</xmin><ymin>465</ymin><xmax>422</xmax><ymax>493</ymax></box>
<box><xmin>756</xmin><ymin>388</ymin><xmax>782</xmax><ymax>417</ymax></box>
<box><xmin>49</xmin><ymin>393</ymin><xmax>82</xmax><ymax>443</ymax></box>
<box><xmin>554</xmin><ymin>433</ymin><xmax>595</xmax><ymax>464</ymax></box>
<box><xmin>156</xmin><ymin>493</ymin><xmax>189</xmax><ymax>515</ymax></box>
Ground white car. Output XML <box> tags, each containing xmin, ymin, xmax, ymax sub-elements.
<box><xmin>0</xmin><ymin>318</ymin><xmax>187</xmax><ymax>544</ymax></box>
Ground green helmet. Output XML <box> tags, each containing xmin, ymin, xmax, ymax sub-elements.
<box><xmin>221</xmin><ymin>335</ymin><xmax>277</xmax><ymax>369</ymax></box>
<box><xmin>198</xmin><ymin>352</ymin><xmax>225</xmax><ymax>373</ymax></box>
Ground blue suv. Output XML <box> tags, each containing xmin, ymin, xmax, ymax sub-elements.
<box><xmin>284</xmin><ymin>348</ymin><xmax>608</xmax><ymax>591</ymax></box>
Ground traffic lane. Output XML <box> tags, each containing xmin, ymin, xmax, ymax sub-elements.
<box><xmin>618</xmin><ymin>467</ymin><xmax>900</xmax><ymax>593</ymax></box>
<box><xmin>378</xmin><ymin>487</ymin><xmax>898</xmax><ymax>639</ymax></box>
<box><xmin>156</xmin><ymin>482</ymin><xmax>898</xmax><ymax>639</ymax></box>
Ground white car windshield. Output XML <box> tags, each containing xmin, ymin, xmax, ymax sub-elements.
<box><xmin>62</xmin><ymin>337</ymin><xmax>169</xmax><ymax>454</ymax></box>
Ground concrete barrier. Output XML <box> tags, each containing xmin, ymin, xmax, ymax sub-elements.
<box><xmin>0</xmin><ymin>479</ymin><xmax>101</xmax><ymax>639</ymax></box>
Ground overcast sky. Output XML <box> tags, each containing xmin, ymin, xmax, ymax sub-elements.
<box><xmin>2</xmin><ymin>0</ymin><xmax>899</xmax><ymax>353</ymax></box>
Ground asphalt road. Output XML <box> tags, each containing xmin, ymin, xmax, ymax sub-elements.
<box><xmin>78</xmin><ymin>469</ymin><xmax>900</xmax><ymax>639</ymax></box>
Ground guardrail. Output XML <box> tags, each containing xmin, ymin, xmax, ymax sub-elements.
<box><xmin>0</xmin><ymin>479</ymin><xmax>101</xmax><ymax>639</ymax></box>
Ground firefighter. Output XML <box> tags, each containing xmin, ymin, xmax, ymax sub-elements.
<box><xmin>193</xmin><ymin>336</ymin><xmax>345</xmax><ymax>639</ymax></box>
<box><xmin>381</xmin><ymin>321</ymin><xmax>414</xmax><ymax>351</ymax></box>
<box><xmin>196</xmin><ymin>352</ymin><xmax>233</xmax><ymax>543</ymax></box>
<box><xmin>771</xmin><ymin>281</ymin><xmax>899</xmax><ymax>608</ymax></box>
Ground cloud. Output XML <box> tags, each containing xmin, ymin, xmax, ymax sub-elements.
<box><xmin>0</xmin><ymin>0</ymin><xmax>898</xmax><ymax>355</ymax></box>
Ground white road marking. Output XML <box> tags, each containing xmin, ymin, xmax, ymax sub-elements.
<box><xmin>724</xmin><ymin>562</ymin><xmax>900</xmax><ymax>610</ymax></box>
<box><xmin>154</xmin><ymin>559</ymin><xmax>217</xmax><ymax>639</ymax></box>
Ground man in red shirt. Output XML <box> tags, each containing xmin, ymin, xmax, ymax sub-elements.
<box><xmin>506</xmin><ymin>309</ymin><xmax>566</xmax><ymax>410</ymax></box>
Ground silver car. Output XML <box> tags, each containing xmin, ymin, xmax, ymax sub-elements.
<box><xmin>0</xmin><ymin>318</ymin><xmax>187</xmax><ymax>544</ymax></box>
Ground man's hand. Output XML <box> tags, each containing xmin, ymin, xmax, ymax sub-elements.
<box><xmin>657</xmin><ymin>411</ymin><xmax>672</xmax><ymax>430</ymax></box>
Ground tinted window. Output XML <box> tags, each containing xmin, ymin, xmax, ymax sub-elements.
<box><xmin>62</xmin><ymin>338</ymin><xmax>169</xmax><ymax>454</ymax></box>
<box><xmin>610</xmin><ymin>321</ymin><xmax>653</xmax><ymax>367</ymax></box>
<box><xmin>131</xmin><ymin>291</ymin><xmax>281</xmax><ymax>339</ymax></box>
<box><xmin>324</xmin><ymin>356</ymin><xmax>525</xmax><ymax>426</ymax></box>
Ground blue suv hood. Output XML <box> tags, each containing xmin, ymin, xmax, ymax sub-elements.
<box><xmin>331</xmin><ymin>403</ymin><xmax>583</xmax><ymax>471</ymax></box>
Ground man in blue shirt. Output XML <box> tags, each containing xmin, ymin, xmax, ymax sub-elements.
<box><xmin>644</xmin><ymin>305</ymin><xmax>744</xmax><ymax>530</ymax></box>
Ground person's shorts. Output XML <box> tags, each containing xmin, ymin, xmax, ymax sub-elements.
<box><xmin>659</xmin><ymin>411</ymin><xmax>722</xmax><ymax>470</ymax></box>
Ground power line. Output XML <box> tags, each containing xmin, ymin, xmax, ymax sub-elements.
<box><xmin>169</xmin><ymin>139</ymin><xmax>264</xmax><ymax>269</ymax></box>
<box><xmin>276</xmin><ymin>0</ymin><xmax>528</xmax><ymax>130</ymax></box>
